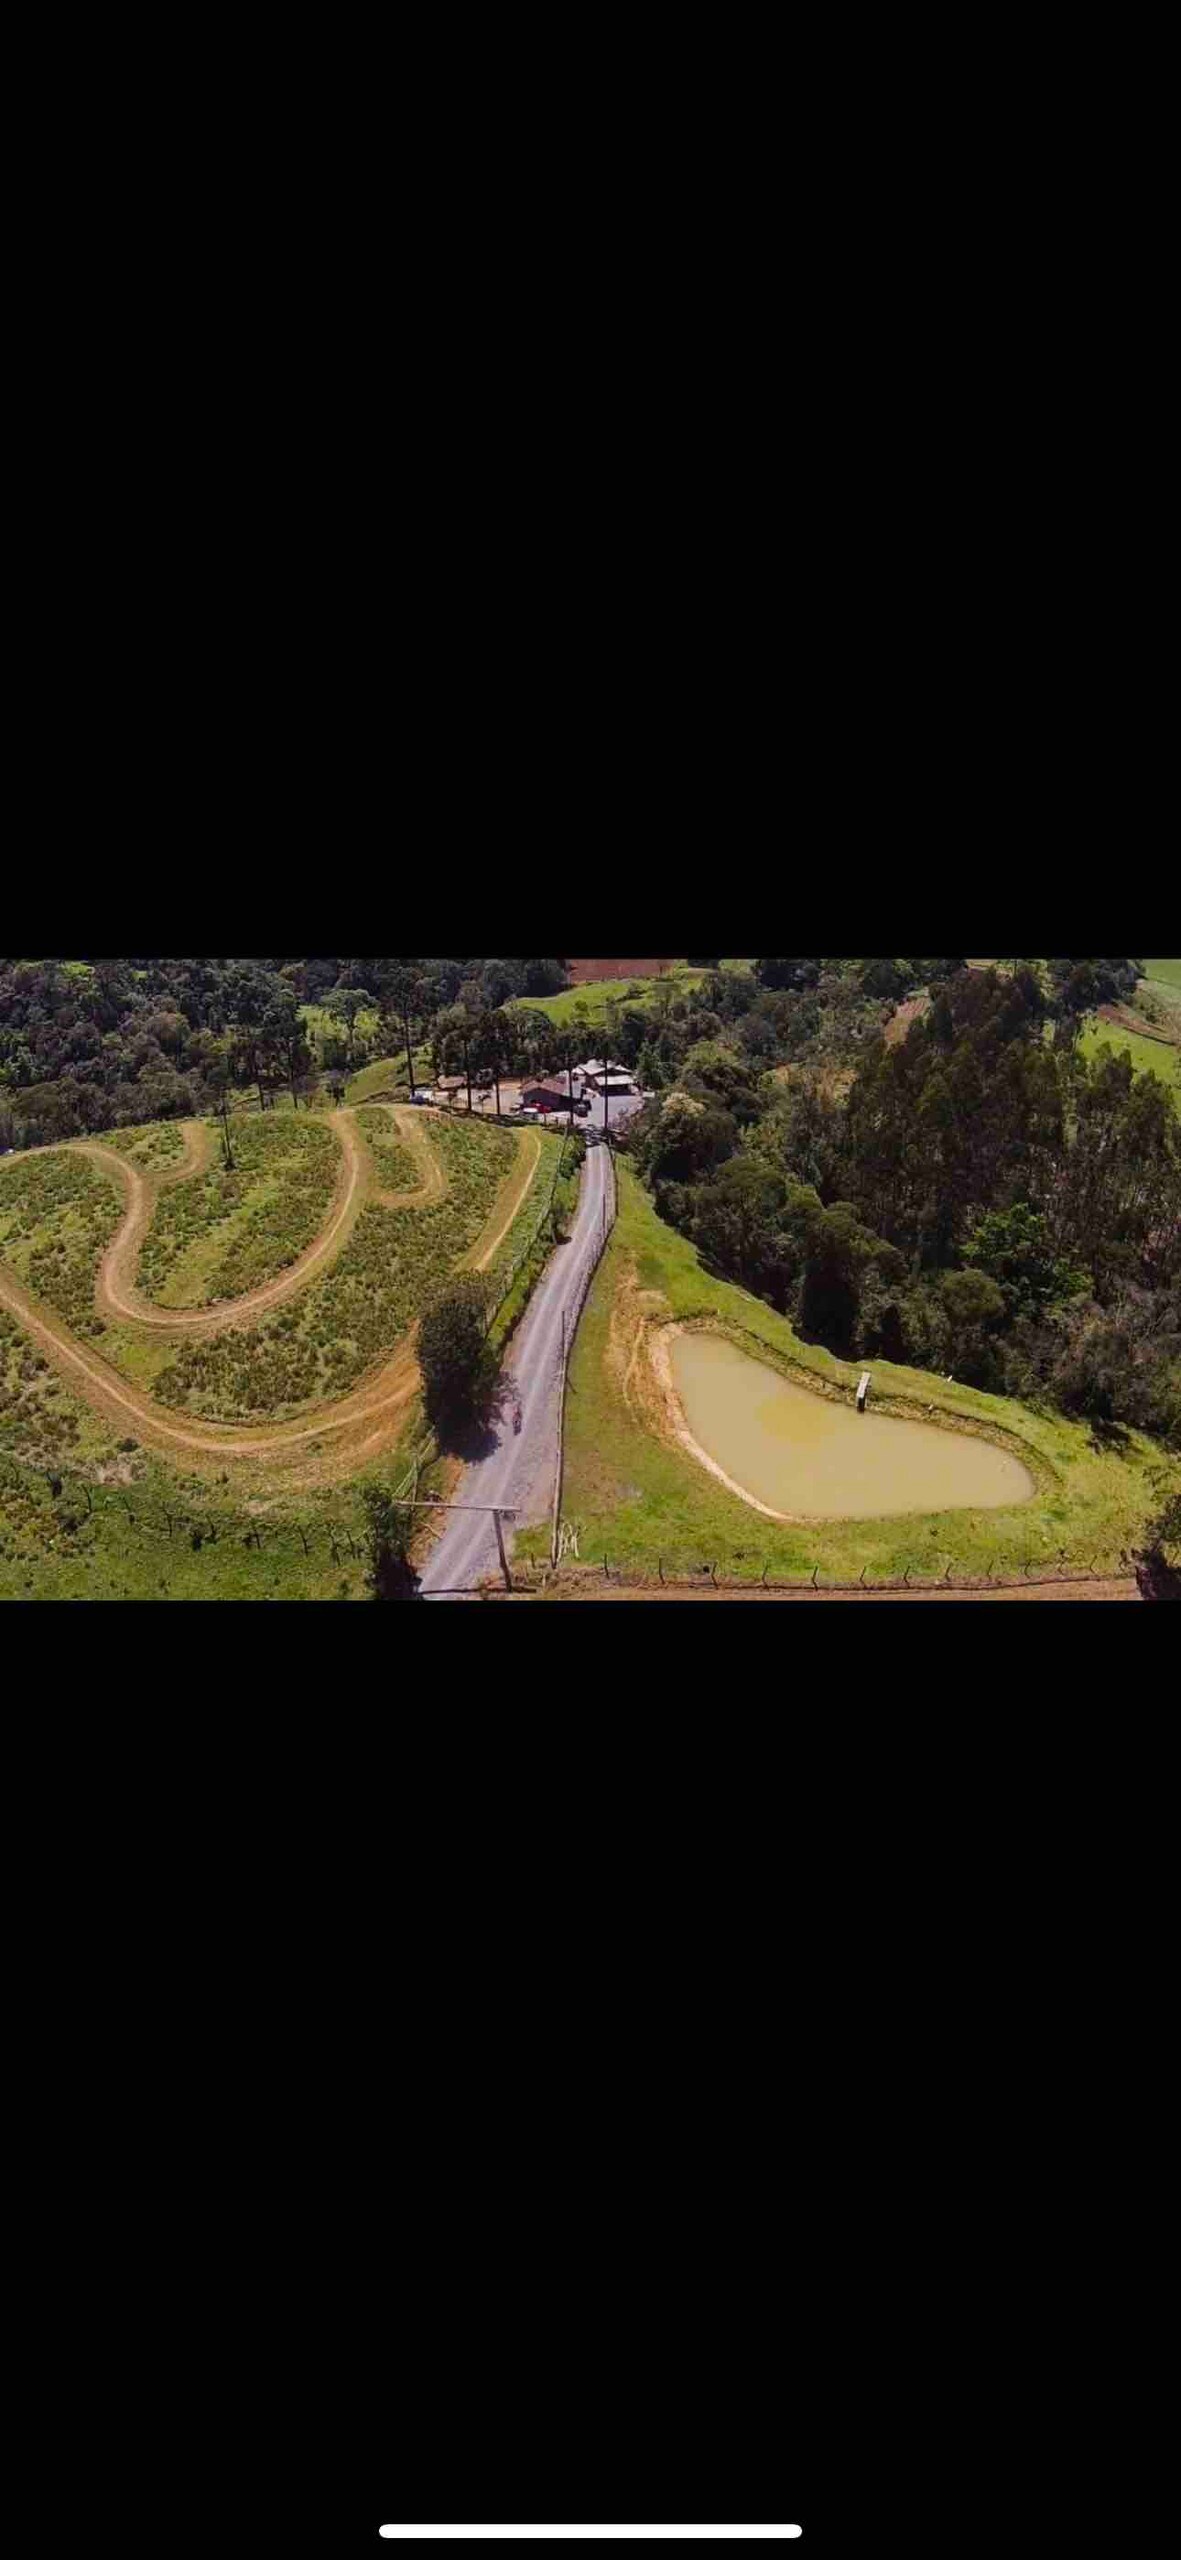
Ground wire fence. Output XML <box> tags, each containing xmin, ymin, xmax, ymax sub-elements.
<box><xmin>4</xmin><ymin>1463</ymin><xmax>366</xmax><ymax>1567</ymax></box>
<box><xmin>488</xmin><ymin>1547</ymin><xmax>1141</xmax><ymax>1596</ymax></box>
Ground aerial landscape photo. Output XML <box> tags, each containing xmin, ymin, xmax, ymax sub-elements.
<box><xmin>1</xmin><ymin>953</ymin><xmax>1178</xmax><ymax>1601</ymax></box>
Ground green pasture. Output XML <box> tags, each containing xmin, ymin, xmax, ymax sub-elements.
<box><xmin>511</xmin><ymin>962</ymin><xmax>725</xmax><ymax>1029</ymax></box>
<box><xmin>1077</xmin><ymin>1018</ymin><xmax>1180</xmax><ymax>1104</ymax></box>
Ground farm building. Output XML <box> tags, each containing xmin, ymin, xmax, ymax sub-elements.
<box><xmin>577</xmin><ymin>1059</ymin><xmax>637</xmax><ymax>1097</ymax></box>
<box><xmin>520</xmin><ymin>1080</ymin><xmax>579</xmax><ymax>1115</ymax></box>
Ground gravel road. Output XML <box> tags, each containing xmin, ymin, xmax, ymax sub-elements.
<box><xmin>420</xmin><ymin>1140</ymin><xmax>615</xmax><ymax>1594</ymax></box>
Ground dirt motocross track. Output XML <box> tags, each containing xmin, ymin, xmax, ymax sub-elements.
<box><xmin>0</xmin><ymin>1110</ymin><xmax>542</xmax><ymax>1489</ymax></box>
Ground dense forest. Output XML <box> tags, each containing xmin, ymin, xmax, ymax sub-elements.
<box><xmin>2</xmin><ymin>950</ymin><xmax>1175</xmax><ymax>1447</ymax></box>
<box><xmin>616</xmin><ymin>958</ymin><xmax>1179</xmax><ymax>1449</ymax></box>
<box><xmin>0</xmin><ymin>956</ymin><xmax>568</xmax><ymax>1147</ymax></box>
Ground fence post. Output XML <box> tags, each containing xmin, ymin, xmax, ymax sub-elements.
<box><xmin>710</xmin><ymin>1563</ymin><xmax>718</xmax><ymax>1587</ymax></box>
<box><xmin>944</xmin><ymin>1560</ymin><xmax>953</xmax><ymax>1584</ymax></box>
<box><xmin>903</xmin><ymin>1565</ymin><xmax>911</xmax><ymax>1587</ymax></box>
<box><xmin>811</xmin><ymin>1564</ymin><xmax>819</xmax><ymax>1588</ymax></box>
<box><xmin>761</xmin><ymin>1561</ymin><xmax>769</xmax><ymax>1586</ymax></box>
<box><xmin>859</xmin><ymin>1565</ymin><xmax>867</xmax><ymax>1586</ymax></box>
<box><xmin>603</xmin><ymin>1553</ymin><xmax>609</xmax><ymax>1579</ymax></box>
<box><xmin>658</xmin><ymin>1557</ymin><xmax>664</xmax><ymax>1584</ymax></box>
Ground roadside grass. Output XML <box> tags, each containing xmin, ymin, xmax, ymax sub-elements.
<box><xmin>138</xmin><ymin>1115</ymin><xmax>340</xmax><ymax>1306</ymax></box>
<box><xmin>485</xmin><ymin>1130</ymin><xmax>569</xmax><ymax>1349</ymax></box>
<box><xmin>150</xmin><ymin>1114</ymin><xmax>520</xmax><ymax>1422</ymax></box>
<box><xmin>514</xmin><ymin>1162</ymin><xmax>1173</xmax><ymax>1582</ymax></box>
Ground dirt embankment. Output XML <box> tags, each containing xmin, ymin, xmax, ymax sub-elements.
<box><xmin>1096</xmin><ymin>1001</ymin><xmax>1181</xmax><ymax>1049</ymax></box>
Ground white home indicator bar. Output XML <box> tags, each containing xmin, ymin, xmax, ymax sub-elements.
<box><xmin>378</xmin><ymin>2532</ymin><xmax>802</xmax><ymax>2542</ymax></box>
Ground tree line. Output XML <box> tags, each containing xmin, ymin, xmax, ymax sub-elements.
<box><xmin>616</xmin><ymin>960</ymin><xmax>1179</xmax><ymax>1449</ymax></box>
<box><xmin>0</xmin><ymin>956</ymin><xmax>570</xmax><ymax>1148</ymax></box>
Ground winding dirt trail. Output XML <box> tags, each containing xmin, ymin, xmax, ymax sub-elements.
<box><xmin>0</xmin><ymin>1117</ymin><xmax>542</xmax><ymax>1487</ymax></box>
<box><xmin>84</xmin><ymin>1109</ymin><xmax>367</xmax><ymax>1335</ymax></box>
<box><xmin>357</xmin><ymin>1103</ymin><xmax>447</xmax><ymax>1209</ymax></box>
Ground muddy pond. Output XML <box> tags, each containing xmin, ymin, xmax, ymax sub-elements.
<box><xmin>670</xmin><ymin>1333</ymin><xmax>1034</xmax><ymax>1519</ymax></box>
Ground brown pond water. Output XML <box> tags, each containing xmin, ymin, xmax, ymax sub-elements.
<box><xmin>670</xmin><ymin>1334</ymin><xmax>1034</xmax><ymax>1518</ymax></box>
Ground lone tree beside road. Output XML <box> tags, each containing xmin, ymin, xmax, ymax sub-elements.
<box><xmin>361</xmin><ymin>1482</ymin><xmax>419</xmax><ymax>1600</ymax></box>
<box><xmin>418</xmin><ymin>1274</ymin><xmax>499</xmax><ymax>1439</ymax></box>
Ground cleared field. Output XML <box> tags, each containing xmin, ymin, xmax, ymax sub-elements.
<box><xmin>513</xmin><ymin>962</ymin><xmax>711</xmax><ymax>1028</ymax></box>
<box><xmin>515</xmin><ymin>1163</ymin><xmax>1173</xmax><ymax>1583</ymax></box>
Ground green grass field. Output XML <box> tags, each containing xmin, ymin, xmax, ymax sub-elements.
<box><xmin>515</xmin><ymin>1163</ymin><xmax>1174</xmax><ymax>1584</ymax></box>
<box><xmin>1140</xmin><ymin>959</ymin><xmax>1181</xmax><ymax>991</ymax></box>
<box><xmin>511</xmin><ymin>962</ymin><xmax>720</xmax><ymax>1029</ymax></box>
<box><xmin>1077</xmin><ymin>1018</ymin><xmax>1181</xmax><ymax>1104</ymax></box>
<box><xmin>299</xmin><ymin>1000</ymin><xmax>381</xmax><ymax>1059</ymax></box>
<box><xmin>345</xmin><ymin>1047</ymin><xmax>431</xmax><ymax>1104</ymax></box>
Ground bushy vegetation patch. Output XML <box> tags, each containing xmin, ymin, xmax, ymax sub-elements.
<box><xmin>0</xmin><ymin>1306</ymin><xmax>84</xmax><ymax>1463</ymax></box>
<box><xmin>0</xmin><ymin>1149</ymin><xmax>122</xmax><ymax>1335</ymax></box>
<box><xmin>138</xmin><ymin>1115</ymin><xmax>339</xmax><ymax>1306</ymax></box>
<box><xmin>101</xmin><ymin>1121</ymin><xmax>187</xmax><ymax>1170</ymax></box>
<box><xmin>152</xmin><ymin>1117</ymin><xmax>519</xmax><ymax>1420</ymax></box>
<box><xmin>356</xmin><ymin>1107</ymin><xmax>417</xmax><ymax>1189</ymax></box>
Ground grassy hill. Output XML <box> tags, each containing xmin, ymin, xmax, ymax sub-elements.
<box><xmin>512</xmin><ymin>959</ymin><xmax>753</xmax><ymax>1030</ymax></box>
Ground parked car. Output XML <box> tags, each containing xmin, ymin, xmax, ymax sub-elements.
<box><xmin>408</xmin><ymin>1091</ymin><xmax>431</xmax><ymax>1105</ymax></box>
